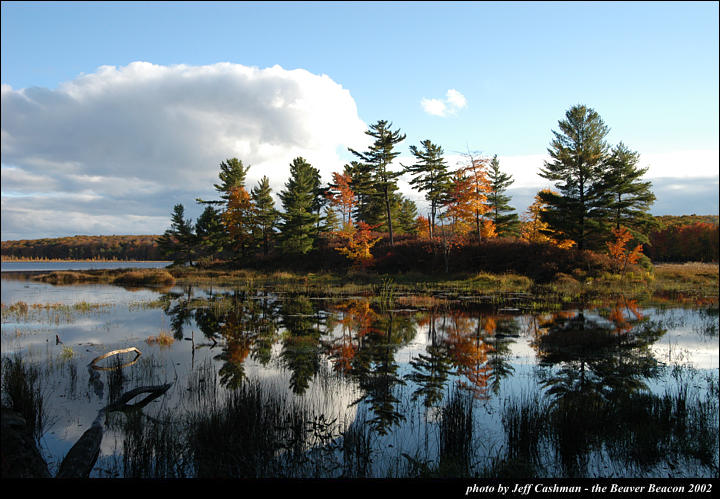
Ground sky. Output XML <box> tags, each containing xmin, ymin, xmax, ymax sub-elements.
<box><xmin>1</xmin><ymin>1</ymin><xmax>718</xmax><ymax>241</ymax></box>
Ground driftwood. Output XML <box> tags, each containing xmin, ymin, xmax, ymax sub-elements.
<box><xmin>55</xmin><ymin>382</ymin><xmax>173</xmax><ymax>478</ymax></box>
<box><xmin>89</xmin><ymin>347</ymin><xmax>142</xmax><ymax>371</ymax></box>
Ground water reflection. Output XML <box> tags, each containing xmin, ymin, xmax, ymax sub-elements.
<box><xmin>2</xmin><ymin>278</ymin><xmax>717</xmax><ymax>478</ymax></box>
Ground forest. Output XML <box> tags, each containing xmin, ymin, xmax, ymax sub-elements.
<box><xmin>2</xmin><ymin>105</ymin><xmax>718</xmax><ymax>270</ymax></box>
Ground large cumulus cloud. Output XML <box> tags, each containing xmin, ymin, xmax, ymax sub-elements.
<box><xmin>1</xmin><ymin>62</ymin><xmax>369</xmax><ymax>240</ymax></box>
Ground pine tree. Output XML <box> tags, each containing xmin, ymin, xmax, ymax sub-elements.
<box><xmin>603</xmin><ymin>142</ymin><xmax>657</xmax><ymax>243</ymax></box>
<box><xmin>278</xmin><ymin>157</ymin><xmax>322</xmax><ymax>255</ymax></box>
<box><xmin>405</xmin><ymin>140</ymin><xmax>451</xmax><ymax>239</ymax></box>
<box><xmin>538</xmin><ymin>104</ymin><xmax>613</xmax><ymax>250</ymax></box>
<box><xmin>348</xmin><ymin>120</ymin><xmax>406</xmax><ymax>245</ymax></box>
<box><xmin>396</xmin><ymin>197</ymin><xmax>420</xmax><ymax>235</ymax></box>
<box><xmin>158</xmin><ymin>204</ymin><xmax>197</xmax><ymax>266</ymax></box>
<box><xmin>251</xmin><ymin>176</ymin><xmax>279</xmax><ymax>256</ymax></box>
<box><xmin>196</xmin><ymin>157</ymin><xmax>252</xmax><ymax>206</ymax></box>
<box><xmin>214</xmin><ymin>158</ymin><xmax>251</xmax><ymax>201</ymax></box>
<box><xmin>486</xmin><ymin>155</ymin><xmax>520</xmax><ymax>237</ymax></box>
<box><xmin>195</xmin><ymin>205</ymin><xmax>226</xmax><ymax>260</ymax></box>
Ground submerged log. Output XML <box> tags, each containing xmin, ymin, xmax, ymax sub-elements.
<box><xmin>55</xmin><ymin>383</ymin><xmax>173</xmax><ymax>478</ymax></box>
<box><xmin>55</xmin><ymin>413</ymin><xmax>104</xmax><ymax>479</ymax></box>
<box><xmin>103</xmin><ymin>383</ymin><xmax>173</xmax><ymax>413</ymax></box>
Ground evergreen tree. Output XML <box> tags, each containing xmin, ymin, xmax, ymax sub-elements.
<box><xmin>538</xmin><ymin>104</ymin><xmax>613</xmax><ymax>250</ymax></box>
<box><xmin>345</xmin><ymin>161</ymin><xmax>377</xmax><ymax>225</ymax></box>
<box><xmin>158</xmin><ymin>204</ymin><xmax>197</xmax><ymax>266</ymax></box>
<box><xmin>322</xmin><ymin>204</ymin><xmax>341</xmax><ymax>233</ymax></box>
<box><xmin>251</xmin><ymin>176</ymin><xmax>279</xmax><ymax>256</ymax></box>
<box><xmin>214</xmin><ymin>158</ymin><xmax>251</xmax><ymax>201</ymax></box>
<box><xmin>396</xmin><ymin>197</ymin><xmax>420</xmax><ymax>235</ymax></box>
<box><xmin>486</xmin><ymin>155</ymin><xmax>520</xmax><ymax>236</ymax></box>
<box><xmin>405</xmin><ymin>140</ymin><xmax>451</xmax><ymax>239</ymax></box>
<box><xmin>348</xmin><ymin>120</ymin><xmax>406</xmax><ymax>245</ymax></box>
<box><xmin>196</xmin><ymin>157</ymin><xmax>252</xmax><ymax>206</ymax></box>
<box><xmin>195</xmin><ymin>205</ymin><xmax>226</xmax><ymax>260</ymax></box>
<box><xmin>278</xmin><ymin>157</ymin><xmax>322</xmax><ymax>255</ymax></box>
<box><xmin>603</xmin><ymin>142</ymin><xmax>657</xmax><ymax>243</ymax></box>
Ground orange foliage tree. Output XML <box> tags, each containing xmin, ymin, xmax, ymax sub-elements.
<box><xmin>447</xmin><ymin>157</ymin><xmax>494</xmax><ymax>241</ymax></box>
<box><xmin>222</xmin><ymin>186</ymin><xmax>257</xmax><ymax>258</ymax></box>
<box><xmin>326</xmin><ymin>171</ymin><xmax>357</xmax><ymax>227</ymax></box>
<box><xmin>606</xmin><ymin>226</ymin><xmax>644</xmax><ymax>275</ymax></box>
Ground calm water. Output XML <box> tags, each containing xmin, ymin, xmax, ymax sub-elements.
<box><xmin>1</xmin><ymin>274</ymin><xmax>718</xmax><ymax>478</ymax></box>
<box><xmin>1</xmin><ymin>261</ymin><xmax>170</xmax><ymax>272</ymax></box>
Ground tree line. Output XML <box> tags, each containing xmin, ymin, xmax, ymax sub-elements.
<box><xmin>158</xmin><ymin>104</ymin><xmax>675</xmax><ymax>271</ymax></box>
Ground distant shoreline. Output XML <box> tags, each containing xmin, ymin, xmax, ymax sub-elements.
<box><xmin>1</xmin><ymin>259</ymin><xmax>170</xmax><ymax>263</ymax></box>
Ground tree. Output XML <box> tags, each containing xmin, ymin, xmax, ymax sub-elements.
<box><xmin>348</xmin><ymin>120</ymin><xmax>406</xmax><ymax>246</ymax></box>
<box><xmin>538</xmin><ymin>104</ymin><xmax>612</xmax><ymax>250</ymax></box>
<box><xmin>334</xmin><ymin>221</ymin><xmax>382</xmax><ymax>269</ymax></box>
<box><xmin>195</xmin><ymin>205</ymin><xmax>226</xmax><ymax>260</ymax></box>
<box><xmin>486</xmin><ymin>155</ymin><xmax>520</xmax><ymax>236</ymax></box>
<box><xmin>396</xmin><ymin>197</ymin><xmax>420</xmax><ymax>235</ymax></box>
<box><xmin>520</xmin><ymin>190</ymin><xmax>575</xmax><ymax>249</ymax></box>
<box><xmin>251</xmin><ymin>176</ymin><xmax>279</xmax><ymax>256</ymax></box>
<box><xmin>214</xmin><ymin>158</ymin><xmax>251</xmax><ymax>201</ymax></box>
<box><xmin>606</xmin><ymin>226</ymin><xmax>644</xmax><ymax>275</ymax></box>
<box><xmin>196</xmin><ymin>158</ymin><xmax>252</xmax><ymax>206</ymax></box>
<box><xmin>158</xmin><ymin>204</ymin><xmax>197</xmax><ymax>266</ymax></box>
<box><xmin>278</xmin><ymin>157</ymin><xmax>322</xmax><ymax>255</ymax></box>
<box><xmin>457</xmin><ymin>151</ymin><xmax>493</xmax><ymax>241</ymax></box>
<box><xmin>405</xmin><ymin>140</ymin><xmax>451</xmax><ymax>239</ymax></box>
<box><xmin>326</xmin><ymin>170</ymin><xmax>357</xmax><ymax>227</ymax></box>
<box><xmin>603</xmin><ymin>142</ymin><xmax>656</xmax><ymax>243</ymax></box>
<box><xmin>222</xmin><ymin>187</ymin><xmax>257</xmax><ymax>259</ymax></box>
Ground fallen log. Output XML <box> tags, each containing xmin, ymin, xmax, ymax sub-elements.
<box><xmin>89</xmin><ymin>347</ymin><xmax>142</xmax><ymax>371</ymax></box>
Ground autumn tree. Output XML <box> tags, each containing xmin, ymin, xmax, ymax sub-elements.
<box><xmin>326</xmin><ymin>170</ymin><xmax>357</xmax><ymax>227</ymax></box>
<box><xmin>334</xmin><ymin>221</ymin><xmax>382</xmax><ymax>269</ymax></box>
<box><xmin>405</xmin><ymin>140</ymin><xmax>451</xmax><ymax>239</ymax></box>
<box><xmin>539</xmin><ymin>105</ymin><xmax>612</xmax><ymax>250</ymax></box>
<box><xmin>158</xmin><ymin>204</ymin><xmax>197</xmax><ymax>266</ymax></box>
<box><xmin>251</xmin><ymin>176</ymin><xmax>279</xmax><ymax>256</ymax></box>
<box><xmin>457</xmin><ymin>151</ymin><xmax>493</xmax><ymax>241</ymax></box>
<box><xmin>222</xmin><ymin>186</ymin><xmax>257</xmax><ymax>259</ymax></box>
<box><xmin>278</xmin><ymin>157</ymin><xmax>322</xmax><ymax>255</ymax></box>
<box><xmin>486</xmin><ymin>155</ymin><xmax>520</xmax><ymax>236</ymax></box>
<box><xmin>603</xmin><ymin>142</ymin><xmax>657</xmax><ymax>242</ymax></box>
<box><xmin>348</xmin><ymin>120</ymin><xmax>406</xmax><ymax>245</ymax></box>
<box><xmin>606</xmin><ymin>226</ymin><xmax>644</xmax><ymax>275</ymax></box>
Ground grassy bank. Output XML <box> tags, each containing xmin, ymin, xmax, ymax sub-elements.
<box><xmin>1</xmin><ymin>262</ymin><xmax>717</xmax><ymax>305</ymax></box>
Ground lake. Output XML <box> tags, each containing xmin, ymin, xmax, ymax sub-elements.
<box><xmin>1</xmin><ymin>269</ymin><xmax>718</xmax><ymax>478</ymax></box>
<box><xmin>1</xmin><ymin>261</ymin><xmax>170</xmax><ymax>272</ymax></box>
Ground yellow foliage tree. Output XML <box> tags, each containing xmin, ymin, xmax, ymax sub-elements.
<box><xmin>334</xmin><ymin>221</ymin><xmax>381</xmax><ymax>269</ymax></box>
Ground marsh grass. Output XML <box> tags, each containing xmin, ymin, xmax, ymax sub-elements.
<box><xmin>145</xmin><ymin>331</ymin><xmax>175</xmax><ymax>346</ymax></box>
<box><xmin>1</xmin><ymin>356</ymin><xmax>47</xmax><ymax>442</ymax></box>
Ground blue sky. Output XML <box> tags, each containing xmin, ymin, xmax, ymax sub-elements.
<box><xmin>2</xmin><ymin>1</ymin><xmax>718</xmax><ymax>240</ymax></box>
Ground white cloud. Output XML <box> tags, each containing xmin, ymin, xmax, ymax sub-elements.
<box><xmin>420</xmin><ymin>98</ymin><xmax>447</xmax><ymax>117</ymax></box>
<box><xmin>1</xmin><ymin>62</ymin><xmax>370</xmax><ymax>240</ymax></box>
<box><xmin>420</xmin><ymin>89</ymin><xmax>467</xmax><ymax>117</ymax></box>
